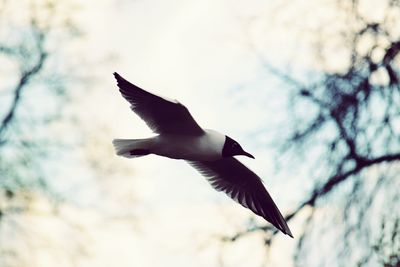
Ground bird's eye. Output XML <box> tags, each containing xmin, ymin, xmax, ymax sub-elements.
<box><xmin>232</xmin><ymin>143</ymin><xmax>238</xmax><ymax>148</ymax></box>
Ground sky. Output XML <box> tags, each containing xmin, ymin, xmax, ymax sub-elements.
<box><xmin>2</xmin><ymin>0</ymin><xmax>398</xmax><ymax>266</ymax></box>
<box><xmin>61</xmin><ymin>1</ymin><xmax>302</xmax><ymax>266</ymax></box>
<box><xmin>1</xmin><ymin>0</ymin><xmax>319</xmax><ymax>266</ymax></box>
<box><xmin>70</xmin><ymin>0</ymin><xmax>301</xmax><ymax>209</ymax></box>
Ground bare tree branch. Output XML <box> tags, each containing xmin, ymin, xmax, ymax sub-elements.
<box><xmin>223</xmin><ymin>153</ymin><xmax>400</xmax><ymax>242</ymax></box>
<box><xmin>0</xmin><ymin>30</ymin><xmax>47</xmax><ymax>143</ymax></box>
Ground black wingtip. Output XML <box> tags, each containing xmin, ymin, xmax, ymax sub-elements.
<box><xmin>113</xmin><ymin>72</ymin><xmax>128</xmax><ymax>87</ymax></box>
<box><xmin>113</xmin><ymin>72</ymin><xmax>121</xmax><ymax>80</ymax></box>
<box><xmin>287</xmin><ymin>231</ymin><xmax>294</xmax><ymax>238</ymax></box>
<box><xmin>281</xmin><ymin>223</ymin><xmax>294</xmax><ymax>238</ymax></box>
<box><xmin>276</xmin><ymin>217</ymin><xmax>293</xmax><ymax>238</ymax></box>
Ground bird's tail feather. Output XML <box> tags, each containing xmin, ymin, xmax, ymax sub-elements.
<box><xmin>112</xmin><ymin>139</ymin><xmax>151</xmax><ymax>158</ymax></box>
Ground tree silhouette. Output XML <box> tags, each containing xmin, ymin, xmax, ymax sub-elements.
<box><xmin>0</xmin><ymin>1</ymin><xmax>84</xmax><ymax>265</ymax></box>
<box><xmin>224</xmin><ymin>1</ymin><xmax>400</xmax><ymax>266</ymax></box>
<box><xmin>0</xmin><ymin>0</ymin><xmax>81</xmax><ymax>197</ymax></box>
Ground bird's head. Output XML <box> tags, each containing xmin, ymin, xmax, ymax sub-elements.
<box><xmin>222</xmin><ymin>136</ymin><xmax>255</xmax><ymax>159</ymax></box>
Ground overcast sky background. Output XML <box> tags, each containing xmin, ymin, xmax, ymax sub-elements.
<box><xmin>1</xmin><ymin>0</ymin><xmax>329</xmax><ymax>266</ymax></box>
<box><xmin>2</xmin><ymin>0</ymin><xmax>394</xmax><ymax>266</ymax></box>
<box><xmin>67</xmin><ymin>0</ymin><xmax>307</xmax><ymax>266</ymax></box>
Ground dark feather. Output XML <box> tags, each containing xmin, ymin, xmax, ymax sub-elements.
<box><xmin>114</xmin><ymin>72</ymin><xmax>204</xmax><ymax>135</ymax></box>
<box><xmin>188</xmin><ymin>158</ymin><xmax>293</xmax><ymax>237</ymax></box>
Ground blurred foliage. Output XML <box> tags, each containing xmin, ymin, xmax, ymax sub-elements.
<box><xmin>372</xmin><ymin>217</ymin><xmax>400</xmax><ymax>267</ymax></box>
<box><xmin>225</xmin><ymin>0</ymin><xmax>400</xmax><ymax>266</ymax></box>
<box><xmin>0</xmin><ymin>1</ymin><xmax>140</xmax><ymax>265</ymax></box>
<box><xmin>0</xmin><ymin>0</ymin><xmax>90</xmax><ymax>267</ymax></box>
<box><xmin>0</xmin><ymin>0</ymin><xmax>85</xmax><ymax>265</ymax></box>
<box><xmin>0</xmin><ymin>0</ymin><xmax>81</xmax><ymax>198</ymax></box>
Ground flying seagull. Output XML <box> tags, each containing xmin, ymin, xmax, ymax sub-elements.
<box><xmin>112</xmin><ymin>72</ymin><xmax>293</xmax><ymax>237</ymax></box>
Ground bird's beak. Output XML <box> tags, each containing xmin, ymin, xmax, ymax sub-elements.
<box><xmin>242</xmin><ymin>151</ymin><xmax>255</xmax><ymax>159</ymax></box>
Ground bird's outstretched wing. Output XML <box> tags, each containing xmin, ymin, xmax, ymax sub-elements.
<box><xmin>188</xmin><ymin>158</ymin><xmax>293</xmax><ymax>237</ymax></box>
<box><xmin>114</xmin><ymin>72</ymin><xmax>204</xmax><ymax>135</ymax></box>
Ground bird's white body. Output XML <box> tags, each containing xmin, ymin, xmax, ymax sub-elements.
<box><xmin>154</xmin><ymin>129</ymin><xmax>225</xmax><ymax>161</ymax></box>
<box><xmin>113</xmin><ymin>129</ymin><xmax>226</xmax><ymax>161</ymax></box>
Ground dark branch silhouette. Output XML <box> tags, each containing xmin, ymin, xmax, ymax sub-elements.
<box><xmin>223</xmin><ymin>152</ymin><xmax>400</xmax><ymax>242</ymax></box>
<box><xmin>0</xmin><ymin>1</ymin><xmax>86</xmax><ymax>265</ymax></box>
<box><xmin>0</xmin><ymin>31</ymin><xmax>47</xmax><ymax>142</ymax></box>
<box><xmin>223</xmin><ymin>1</ymin><xmax>400</xmax><ymax>266</ymax></box>
<box><xmin>0</xmin><ymin>0</ymin><xmax>81</xmax><ymax>214</ymax></box>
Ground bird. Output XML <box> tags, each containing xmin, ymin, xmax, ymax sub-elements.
<box><xmin>112</xmin><ymin>72</ymin><xmax>293</xmax><ymax>238</ymax></box>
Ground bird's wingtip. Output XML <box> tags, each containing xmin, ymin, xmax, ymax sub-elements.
<box><xmin>285</xmin><ymin>228</ymin><xmax>294</xmax><ymax>238</ymax></box>
<box><xmin>113</xmin><ymin>72</ymin><xmax>126</xmax><ymax>85</ymax></box>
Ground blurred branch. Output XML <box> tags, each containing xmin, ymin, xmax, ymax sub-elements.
<box><xmin>222</xmin><ymin>153</ymin><xmax>400</xmax><ymax>242</ymax></box>
<box><xmin>0</xmin><ymin>44</ymin><xmax>16</xmax><ymax>56</ymax></box>
<box><xmin>228</xmin><ymin>0</ymin><xmax>400</xmax><ymax>266</ymax></box>
<box><xmin>383</xmin><ymin>40</ymin><xmax>400</xmax><ymax>86</ymax></box>
<box><xmin>296</xmin><ymin>153</ymin><xmax>400</xmax><ymax>211</ymax></box>
<box><xmin>0</xmin><ymin>29</ymin><xmax>47</xmax><ymax>144</ymax></box>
